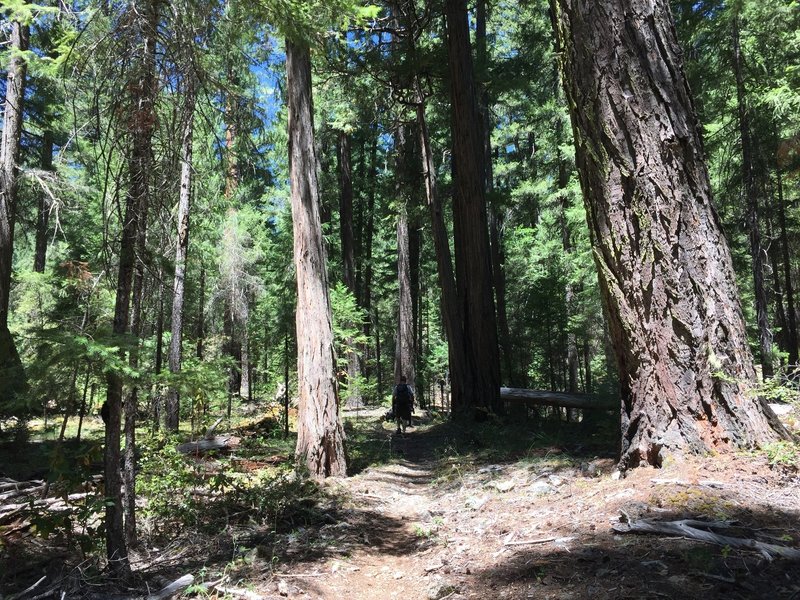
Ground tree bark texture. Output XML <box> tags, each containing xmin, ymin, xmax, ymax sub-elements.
<box><xmin>732</xmin><ymin>11</ymin><xmax>772</xmax><ymax>379</ymax></box>
<box><xmin>395</xmin><ymin>204</ymin><xmax>416</xmax><ymax>386</ymax></box>
<box><xmin>166</xmin><ymin>77</ymin><xmax>196</xmax><ymax>432</ymax></box>
<box><xmin>552</xmin><ymin>0</ymin><xmax>787</xmax><ymax>468</ymax></box>
<box><xmin>286</xmin><ymin>39</ymin><xmax>347</xmax><ymax>478</ymax></box>
<box><xmin>0</xmin><ymin>21</ymin><xmax>29</xmax><ymax>403</ymax></box>
<box><xmin>445</xmin><ymin>0</ymin><xmax>502</xmax><ymax>415</ymax></box>
<box><xmin>394</xmin><ymin>125</ymin><xmax>416</xmax><ymax>388</ymax></box>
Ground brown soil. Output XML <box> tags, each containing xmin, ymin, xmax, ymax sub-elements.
<box><xmin>2</xmin><ymin>408</ymin><xmax>799</xmax><ymax>600</ymax></box>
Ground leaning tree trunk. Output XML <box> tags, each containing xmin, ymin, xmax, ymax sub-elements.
<box><xmin>286</xmin><ymin>38</ymin><xmax>347</xmax><ymax>478</ymax></box>
<box><xmin>166</xmin><ymin>76</ymin><xmax>196</xmax><ymax>432</ymax></box>
<box><xmin>551</xmin><ymin>0</ymin><xmax>787</xmax><ymax>469</ymax></box>
<box><xmin>444</xmin><ymin>0</ymin><xmax>502</xmax><ymax>415</ymax></box>
<box><xmin>0</xmin><ymin>21</ymin><xmax>29</xmax><ymax>406</ymax></box>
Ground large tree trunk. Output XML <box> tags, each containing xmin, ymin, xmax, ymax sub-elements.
<box><xmin>444</xmin><ymin>0</ymin><xmax>502</xmax><ymax>415</ymax></box>
<box><xmin>286</xmin><ymin>39</ymin><xmax>346</xmax><ymax>478</ymax></box>
<box><xmin>552</xmin><ymin>0</ymin><xmax>787</xmax><ymax>469</ymax></box>
<box><xmin>394</xmin><ymin>125</ymin><xmax>416</xmax><ymax>388</ymax></box>
<box><xmin>166</xmin><ymin>76</ymin><xmax>196</xmax><ymax>432</ymax></box>
<box><xmin>0</xmin><ymin>21</ymin><xmax>29</xmax><ymax>405</ymax></box>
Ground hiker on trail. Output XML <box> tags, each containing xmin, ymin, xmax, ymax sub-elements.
<box><xmin>392</xmin><ymin>375</ymin><xmax>415</xmax><ymax>434</ymax></box>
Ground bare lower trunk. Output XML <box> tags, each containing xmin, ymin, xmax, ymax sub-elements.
<box><xmin>445</xmin><ymin>0</ymin><xmax>501</xmax><ymax>415</ymax></box>
<box><xmin>338</xmin><ymin>131</ymin><xmax>362</xmax><ymax>406</ymax></box>
<box><xmin>552</xmin><ymin>0</ymin><xmax>787</xmax><ymax>468</ymax></box>
<box><xmin>414</xmin><ymin>81</ymin><xmax>468</xmax><ymax>412</ymax></box>
<box><xmin>394</xmin><ymin>125</ymin><xmax>416</xmax><ymax>388</ymax></box>
<box><xmin>166</xmin><ymin>77</ymin><xmax>196</xmax><ymax>432</ymax></box>
<box><xmin>286</xmin><ymin>39</ymin><xmax>346</xmax><ymax>478</ymax></box>
<box><xmin>34</xmin><ymin>131</ymin><xmax>53</xmax><ymax>273</ymax></box>
<box><xmin>776</xmin><ymin>169</ymin><xmax>798</xmax><ymax>365</ymax></box>
<box><xmin>105</xmin><ymin>0</ymin><xmax>157</xmax><ymax>569</ymax></box>
<box><xmin>0</xmin><ymin>21</ymin><xmax>29</xmax><ymax>403</ymax></box>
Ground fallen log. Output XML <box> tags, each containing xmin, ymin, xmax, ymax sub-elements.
<box><xmin>500</xmin><ymin>388</ymin><xmax>615</xmax><ymax>410</ymax></box>
<box><xmin>612</xmin><ymin>515</ymin><xmax>800</xmax><ymax>560</ymax></box>
<box><xmin>147</xmin><ymin>574</ymin><xmax>194</xmax><ymax>600</ymax></box>
<box><xmin>176</xmin><ymin>435</ymin><xmax>240</xmax><ymax>455</ymax></box>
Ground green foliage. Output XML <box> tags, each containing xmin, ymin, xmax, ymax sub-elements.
<box><xmin>761</xmin><ymin>441</ymin><xmax>800</xmax><ymax>469</ymax></box>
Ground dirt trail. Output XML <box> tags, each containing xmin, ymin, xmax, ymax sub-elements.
<box><xmin>253</xmin><ymin>412</ymin><xmax>800</xmax><ymax>600</ymax></box>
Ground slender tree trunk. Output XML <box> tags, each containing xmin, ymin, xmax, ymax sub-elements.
<box><xmin>414</xmin><ymin>80</ymin><xmax>468</xmax><ymax>414</ymax></box>
<box><xmin>445</xmin><ymin>0</ymin><xmax>501</xmax><ymax>415</ymax></box>
<box><xmin>196</xmin><ymin>264</ymin><xmax>205</xmax><ymax>359</ymax></box>
<box><xmin>0</xmin><ymin>21</ymin><xmax>29</xmax><ymax>403</ymax></box>
<box><xmin>76</xmin><ymin>367</ymin><xmax>91</xmax><ymax>443</ymax></box>
<box><xmin>284</xmin><ymin>330</ymin><xmax>290</xmax><ymax>438</ymax></box>
<box><xmin>552</xmin><ymin>0</ymin><xmax>787</xmax><ymax>468</ymax></box>
<box><xmin>476</xmin><ymin>0</ymin><xmax>513</xmax><ymax>386</ymax></box>
<box><xmin>152</xmin><ymin>273</ymin><xmax>164</xmax><ymax>431</ymax></box>
<box><xmin>776</xmin><ymin>168</ymin><xmax>798</xmax><ymax>365</ymax></box>
<box><xmin>732</xmin><ymin>9</ymin><xmax>773</xmax><ymax>379</ymax></box>
<box><xmin>34</xmin><ymin>131</ymin><xmax>54</xmax><ymax>273</ymax></box>
<box><xmin>362</xmin><ymin>134</ymin><xmax>378</xmax><ymax>381</ymax></box>
<box><xmin>338</xmin><ymin>130</ymin><xmax>362</xmax><ymax>405</ymax></box>
<box><xmin>166</xmin><ymin>77</ymin><xmax>196</xmax><ymax>432</ymax></box>
<box><xmin>223</xmin><ymin>94</ymin><xmax>246</xmax><ymax>396</ymax></box>
<box><xmin>105</xmin><ymin>0</ymin><xmax>157</xmax><ymax>568</ymax></box>
<box><xmin>286</xmin><ymin>39</ymin><xmax>346</xmax><ymax>478</ymax></box>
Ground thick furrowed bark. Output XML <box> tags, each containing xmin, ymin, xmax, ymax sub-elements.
<box><xmin>552</xmin><ymin>0</ymin><xmax>787</xmax><ymax>468</ymax></box>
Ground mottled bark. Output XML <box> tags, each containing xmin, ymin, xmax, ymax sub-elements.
<box><xmin>445</xmin><ymin>0</ymin><xmax>501</xmax><ymax>415</ymax></box>
<box><xmin>552</xmin><ymin>0</ymin><xmax>786</xmax><ymax>468</ymax></box>
<box><xmin>166</xmin><ymin>77</ymin><xmax>196</xmax><ymax>432</ymax></box>
<box><xmin>395</xmin><ymin>204</ymin><xmax>415</xmax><ymax>385</ymax></box>
<box><xmin>0</xmin><ymin>21</ymin><xmax>29</xmax><ymax>403</ymax></box>
<box><xmin>286</xmin><ymin>39</ymin><xmax>346</xmax><ymax>478</ymax></box>
<box><xmin>394</xmin><ymin>125</ymin><xmax>416</xmax><ymax>389</ymax></box>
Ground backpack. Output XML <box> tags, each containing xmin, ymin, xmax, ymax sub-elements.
<box><xmin>395</xmin><ymin>383</ymin><xmax>412</xmax><ymax>406</ymax></box>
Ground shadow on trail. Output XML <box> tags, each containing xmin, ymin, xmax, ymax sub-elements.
<box><xmin>465</xmin><ymin>503</ymin><xmax>800</xmax><ymax>600</ymax></box>
<box><xmin>346</xmin><ymin>406</ymin><xmax>619</xmax><ymax>478</ymax></box>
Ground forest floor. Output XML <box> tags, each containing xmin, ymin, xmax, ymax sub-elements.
<box><xmin>1</xmin><ymin>406</ymin><xmax>799</xmax><ymax>599</ymax></box>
